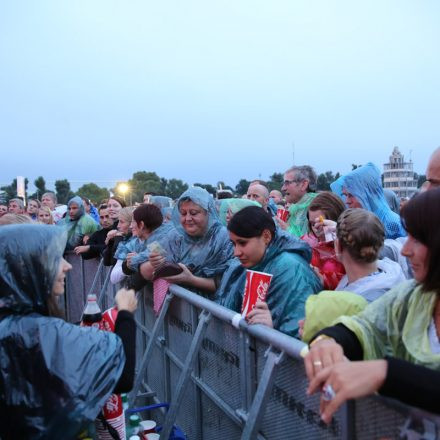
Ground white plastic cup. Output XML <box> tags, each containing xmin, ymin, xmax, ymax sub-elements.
<box><xmin>140</xmin><ymin>419</ymin><xmax>156</xmax><ymax>434</ymax></box>
<box><xmin>146</xmin><ymin>434</ymin><xmax>160</xmax><ymax>440</ymax></box>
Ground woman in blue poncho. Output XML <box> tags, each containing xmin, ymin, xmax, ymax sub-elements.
<box><xmin>330</xmin><ymin>163</ymin><xmax>406</xmax><ymax>239</ymax></box>
<box><xmin>216</xmin><ymin>206</ymin><xmax>322</xmax><ymax>338</ymax></box>
<box><xmin>0</xmin><ymin>225</ymin><xmax>137</xmax><ymax>438</ymax></box>
<box><xmin>140</xmin><ymin>187</ymin><xmax>233</xmax><ymax>297</ymax></box>
<box><xmin>58</xmin><ymin>196</ymin><xmax>100</xmax><ymax>250</ymax></box>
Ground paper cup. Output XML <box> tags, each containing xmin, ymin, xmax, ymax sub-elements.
<box><xmin>146</xmin><ymin>434</ymin><xmax>160</xmax><ymax>440</ymax></box>
<box><xmin>241</xmin><ymin>270</ymin><xmax>273</xmax><ymax>317</ymax></box>
<box><xmin>276</xmin><ymin>208</ymin><xmax>289</xmax><ymax>222</ymax></box>
<box><xmin>140</xmin><ymin>420</ymin><xmax>156</xmax><ymax>434</ymax></box>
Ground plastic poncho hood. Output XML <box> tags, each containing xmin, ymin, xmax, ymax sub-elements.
<box><xmin>167</xmin><ymin>187</ymin><xmax>233</xmax><ymax>278</ymax></box>
<box><xmin>0</xmin><ymin>224</ymin><xmax>125</xmax><ymax>438</ymax></box>
<box><xmin>330</xmin><ymin>163</ymin><xmax>406</xmax><ymax>239</ymax></box>
<box><xmin>0</xmin><ymin>224</ymin><xmax>67</xmax><ymax>314</ymax></box>
<box><xmin>337</xmin><ymin>280</ymin><xmax>440</xmax><ymax>369</ymax></box>
<box><xmin>219</xmin><ymin>198</ymin><xmax>261</xmax><ymax>226</ymax></box>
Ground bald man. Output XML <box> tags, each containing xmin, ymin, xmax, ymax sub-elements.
<box><xmin>426</xmin><ymin>147</ymin><xmax>440</xmax><ymax>190</ymax></box>
<box><xmin>246</xmin><ymin>184</ymin><xmax>269</xmax><ymax>211</ymax></box>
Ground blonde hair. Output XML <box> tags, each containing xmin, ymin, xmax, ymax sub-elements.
<box><xmin>118</xmin><ymin>206</ymin><xmax>135</xmax><ymax>223</ymax></box>
<box><xmin>38</xmin><ymin>206</ymin><xmax>54</xmax><ymax>225</ymax></box>
<box><xmin>337</xmin><ymin>208</ymin><xmax>384</xmax><ymax>263</ymax></box>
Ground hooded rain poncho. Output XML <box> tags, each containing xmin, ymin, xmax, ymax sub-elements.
<box><xmin>216</xmin><ymin>230</ymin><xmax>322</xmax><ymax>337</ymax></box>
<box><xmin>330</xmin><ymin>163</ymin><xmax>406</xmax><ymax>239</ymax></box>
<box><xmin>0</xmin><ymin>225</ymin><xmax>125</xmax><ymax>439</ymax></box>
<box><xmin>166</xmin><ymin>187</ymin><xmax>233</xmax><ymax>279</ymax></box>
<box><xmin>336</xmin><ymin>280</ymin><xmax>440</xmax><ymax>370</ymax></box>
<box><xmin>59</xmin><ymin>196</ymin><xmax>100</xmax><ymax>250</ymax></box>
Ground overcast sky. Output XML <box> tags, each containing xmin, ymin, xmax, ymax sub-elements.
<box><xmin>1</xmin><ymin>0</ymin><xmax>439</xmax><ymax>192</ymax></box>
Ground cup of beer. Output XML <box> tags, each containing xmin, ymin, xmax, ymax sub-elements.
<box><xmin>241</xmin><ymin>270</ymin><xmax>273</xmax><ymax>318</ymax></box>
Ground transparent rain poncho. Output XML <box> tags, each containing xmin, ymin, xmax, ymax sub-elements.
<box><xmin>330</xmin><ymin>163</ymin><xmax>406</xmax><ymax>239</ymax></box>
<box><xmin>123</xmin><ymin>222</ymin><xmax>177</xmax><ymax>271</ymax></box>
<box><xmin>218</xmin><ymin>198</ymin><xmax>261</xmax><ymax>226</ymax></box>
<box><xmin>336</xmin><ymin>280</ymin><xmax>440</xmax><ymax>369</ymax></box>
<box><xmin>216</xmin><ymin>229</ymin><xmax>322</xmax><ymax>338</ymax></box>
<box><xmin>167</xmin><ymin>187</ymin><xmax>233</xmax><ymax>278</ymax></box>
<box><xmin>58</xmin><ymin>196</ymin><xmax>100</xmax><ymax>250</ymax></box>
<box><xmin>0</xmin><ymin>225</ymin><xmax>125</xmax><ymax>438</ymax></box>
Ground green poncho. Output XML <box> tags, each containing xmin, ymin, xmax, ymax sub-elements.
<box><xmin>287</xmin><ymin>192</ymin><xmax>317</xmax><ymax>237</ymax></box>
<box><xmin>216</xmin><ymin>230</ymin><xmax>322</xmax><ymax>337</ymax></box>
<box><xmin>59</xmin><ymin>196</ymin><xmax>100</xmax><ymax>250</ymax></box>
<box><xmin>337</xmin><ymin>280</ymin><xmax>440</xmax><ymax>369</ymax></box>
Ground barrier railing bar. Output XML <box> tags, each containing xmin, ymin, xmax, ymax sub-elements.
<box><xmin>240</xmin><ymin>332</ymin><xmax>255</xmax><ymax>414</ymax></box>
<box><xmin>169</xmin><ymin>284</ymin><xmax>307</xmax><ymax>360</ymax></box>
<box><xmin>129</xmin><ymin>291</ymin><xmax>175</xmax><ymax>407</ymax></box>
<box><xmin>190</xmin><ymin>302</ymin><xmax>203</xmax><ymax>440</ymax></box>
<box><xmin>241</xmin><ymin>347</ymin><xmax>285</xmax><ymax>440</ymax></box>
<box><xmin>160</xmin><ymin>310</ymin><xmax>212</xmax><ymax>440</ymax></box>
<box><xmin>86</xmin><ymin>258</ymin><xmax>104</xmax><ymax>296</ymax></box>
<box><xmin>340</xmin><ymin>400</ymin><xmax>355</xmax><ymax>440</ymax></box>
<box><xmin>97</xmin><ymin>267</ymin><xmax>112</xmax><ymax>309</ymax></box>
<box><xmin>162</xmin><ymin>341</ymin><xmax>249</xmax><ymax>427</ymax></box>
<box><xmin>80</xmin><ymin>257</ymin><xmax>86</xmax><ymax>301</ymax></box>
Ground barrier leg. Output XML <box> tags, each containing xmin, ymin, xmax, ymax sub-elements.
<box><xmin>129</xmin><ymin>290</ymin><xmax>175</xmax><ymax>407</ymax></box>
<box><xmin>160</xmin><ymin>310</ymin><xmax>212</xmax><ymax>440</ymax></box>
<box><xmin>241</xmin><ymin>347</ymin><xmax>284</xmax><ymax>440</ymax></box>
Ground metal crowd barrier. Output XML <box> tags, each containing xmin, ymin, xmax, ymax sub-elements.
<box><xmin>65</xmin><ymin>255</ymin><xmax>440</xmax><ymax>439</ymax></box>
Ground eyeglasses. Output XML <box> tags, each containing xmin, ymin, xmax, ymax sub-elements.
<box><xmin>283</xmin><ymin>179</ymin><xmax>303</xmax><ymax>186</ymax></box>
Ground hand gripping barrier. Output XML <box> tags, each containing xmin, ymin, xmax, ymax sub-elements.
<box><xmin>65</xmin><ymin>255</ymin><xmax>440</xmax><ymax>439</ymax></box>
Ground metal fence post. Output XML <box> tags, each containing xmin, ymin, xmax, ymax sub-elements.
<box><xmin>129</xmin><ymin>291</ymin><xmax>175</xmax><ymax>407</ymax></box>
<box><xmin>241</xmin><ymin>347</ymin><xmax>284</xmax><ymax>440</ymax></box>
<box><xmin>160</xmin><ymin>310</ymin><xmax>212</xmax><ymax>440</ymax></box>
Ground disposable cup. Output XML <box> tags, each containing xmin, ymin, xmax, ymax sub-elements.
<box><xmin>241</xmin><ymin>270</ymin><xmax>273</xmax><ymax>317</ymax></box>
<box><xmin>276</xmin><ymin>208</ymin><xmax>289</xmax><ymax>222</ymax></box>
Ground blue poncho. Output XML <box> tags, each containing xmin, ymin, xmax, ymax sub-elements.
<box><xmin>0</xmin><ymin>225</ymin><xmax>124</xmax><ymax>438</ymax></box>
<box><xmin>330</xmin><ymin>163</ymin><xmax>406</xmax><ymax>239</ymax></box>
<box><xmin>166</xmin><ymin>187</ymin><xmax>233</xmax><ymax>278</ymax></box>
<box><xmin>216</xmin><ymin>230</ymin><xmax>322</xmax><ymax>337</ymax></box>
<box><xmin>124</xmin><ymin>222</ymin><xmax>178</xmax><ymax>271</ymax></box>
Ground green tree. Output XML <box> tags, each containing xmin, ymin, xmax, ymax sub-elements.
<box><xmin>55</xmin><ymin>179</ymin><xmax>74</xmax><ymax>204</ymax></box>
<box><xmin>29</xmin><ymin>176</ymin><xmax>47</xmax><ymax>200</ymax></box>
<box><xmin>77</xmin><ymin>183</ymin><xmax>110</xmax><ymax>204</ymax></box>
<box><xmin>235</xmin><ymin>179</ymin><xmax>251</xmax><ymax>195</ymax></box>
<box><xmin>165</xmin><ymin>179</ymin><xmax>189</xmax><ymax>199</ymax></box>
<box><xmin>267</xmin><ymin>172</ymin><xmax>283</xmax><ymax>191</ymax></box>
<box><xmin>0</xmin><ymin>177</ymin><xmax>29</xmax><ymax>202</ymax></box>
<box><xmin>316</xmin><ymin>171</ymin><xmax>340</xmax><ymax>191</ymax></box>
<box><xmin>127</xmin><ymin>171</ymin><xmax>163</xmax><ymax>203</ymax></box>
<box><xmin>193</xmin><ymin>183</ymin><xmax>217</xmax><ymax>195</ymax></box>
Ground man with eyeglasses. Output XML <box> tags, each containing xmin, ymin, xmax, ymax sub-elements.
<box><xmin>279</xmin><ymin>165</ymin><xmax>318</xmax><ymax>237</ymax></box>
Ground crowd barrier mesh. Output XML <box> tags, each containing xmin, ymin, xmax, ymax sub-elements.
<box><xmin>64</xmin><ymin>255</ymin><xmax>440</xmax><ymax>440</ymax></box>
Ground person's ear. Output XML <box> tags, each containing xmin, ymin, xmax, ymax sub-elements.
<box><xmin>300</xmin><ymin>179</ymin><xmax>309</xmax><ymax>192</ymax></box>
<box><xmin>262</xmin><ymin>229</ymin><xmax>272</xmax><ymax>245</ymax></box>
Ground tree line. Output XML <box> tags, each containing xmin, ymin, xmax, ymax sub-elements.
<box><xmin>3</xmin><ymin>167</ymin><xmax>423</xmax><ymax>205</ymax></box>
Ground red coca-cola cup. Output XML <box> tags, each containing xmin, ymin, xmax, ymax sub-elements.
<box><xmin>241</xmin><ymin>270</ymin><xmax>273</xmax><ymax>317</ymax></box>
<box><xmin>276</xmin><ymin>208</ymin><xmax>289</xmax><ymax>222</ymax></box>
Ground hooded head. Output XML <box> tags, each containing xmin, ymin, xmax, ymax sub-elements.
<box><xmin>0</xmin><ymin>224</ymin><xmax>67</xmax><ymax>314</ymax></box>
<box><xmin>67</xmin><ymin>196</ymin><xmax>85</xmax><ymax>221</ymax></box>
<box><xmin>172</xmin><ymin>187</ymin><xmax>220</xmax><ymax>238</ymax></box>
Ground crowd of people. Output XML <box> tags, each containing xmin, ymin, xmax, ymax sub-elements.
<box><xmin>1</xmin><ymin>147</ymin><xmax>440</xmax><ymax>437</ymax></box>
